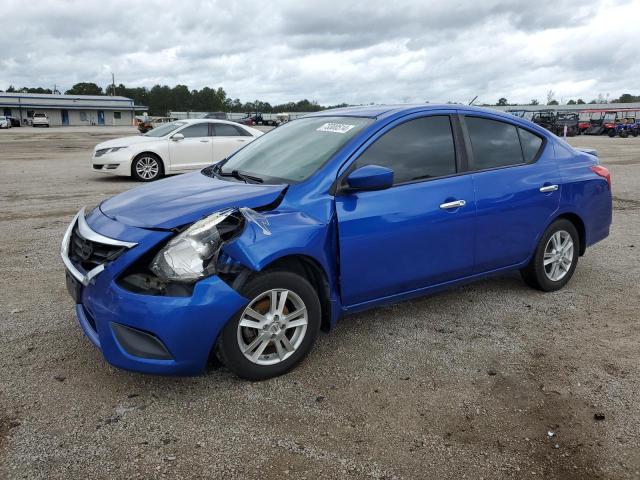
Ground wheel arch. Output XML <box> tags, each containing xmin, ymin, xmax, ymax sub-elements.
<box><xmin>554</xmin><ymin>212</ymin><xmax>587</xmax><ymax>256</ymax></box>
<box><xmin>257</xmin><ymin>254</ymin><xmax>333</xmax><ymax>332</ymax></box>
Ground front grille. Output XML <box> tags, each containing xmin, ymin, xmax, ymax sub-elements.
<box><xmin>69</xmin><ymin>226</ymin><xmax>126</xmax><ymax>271</ymax></box>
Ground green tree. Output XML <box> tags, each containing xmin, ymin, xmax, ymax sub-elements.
<box><xmin>496</xmin><ymin>97</ymin><xmax>508</xmax><ymax>106</ymax></box>
<box><xmin>548</xmin><ymin>100</ymin><xmax>559</xmax><ymax>105</ymax></box>
<box><xmin>577</xmin><ymin>99</ymin><xmax>585</xmax><ymax>104</ymax></box>
<box><xmin>613</xmin><ymin>93</ymin><xmax>640</xmax><ymax>103</ymax></box>
<box><xmin>65</xmin><ymin>82</ymin><xmax>103</xmax><ymax>95</ymax></box>
<box><xmin>567</xmin><ymin>99</ymin><xmax>576</xmax><ymax>105</ymax></box>
<box><xmin>530</xmin><ymin>99</ymin><xmax>539</xmax><ymax>105</ymax></box>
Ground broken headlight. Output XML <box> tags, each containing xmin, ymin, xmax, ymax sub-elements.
<box><xmin>149</xmin><ymin>207</ymin><xmax>270</xmax><ymax>283</ymax></box>
<box><xmin>150</xmin><ymin>209</ymin><xmax>242</xmax><ymax>283</ymax></box>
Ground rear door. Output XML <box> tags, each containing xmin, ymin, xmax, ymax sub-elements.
<box><xmin>168</xmin><ymin>122</ymin><xmax>213</xmax><ymax>171</ymax></box>
<box><xmin>460</xmin><ymin>114</ymin><xmax>561</xmax><ymax>272</ymax></box>
<box><xmin>336</xmin><ymin>113</ymin><xmax>476</xmax><ymax>307</ymax></box>
<box><xmin>211</xmin><ymin>123</ymin><xmax>253</xmax><ymax>162</ymax></box>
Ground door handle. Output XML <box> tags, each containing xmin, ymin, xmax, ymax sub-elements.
<box><xmin>199</xmin><ymin>139</ymin><xmax>210</xmax><ymax>143</ymax></box>
<box><xmin>237</xmin><ymin>139</ymin><xmax>246</xmax><ymax>142</ymax></box>
<box><xmin>539</xmin><ymin>184</ymin><xmax>559</xmax><ymax>193</ymax></box>
<box><xmin>440</xmin><ymin>199</ymin><xmax>466</xmax><ymax>210</ymax></box>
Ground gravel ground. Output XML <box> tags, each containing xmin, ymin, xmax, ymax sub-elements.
<box><xmin>0</xmin><ymin>126</ymin><xmax>638</xmax><ymax>479</ymax></box>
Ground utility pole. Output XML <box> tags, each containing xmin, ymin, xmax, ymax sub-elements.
<box><xmin>111</xmin><ymin>73</ymin><xmax>115</xmax><ymax>96</ymax></box>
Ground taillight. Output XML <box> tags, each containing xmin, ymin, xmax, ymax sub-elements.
<box><xmin>591</xmin><ymin>165</ymin><xmax>611</xmax><ymax>188</ymax></box>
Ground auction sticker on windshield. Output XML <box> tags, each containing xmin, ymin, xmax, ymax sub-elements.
<box><xmin>316</xmin><ymin>122</ymin><xmax>355</xmax><ymax>134</ymax></box>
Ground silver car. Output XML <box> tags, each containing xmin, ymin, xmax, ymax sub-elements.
<box><xmin>0</xmin><ymin>116</ymin><xmax>12</xmax><ymax>129</ymax></box>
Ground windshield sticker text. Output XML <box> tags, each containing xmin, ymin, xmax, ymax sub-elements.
<box><xmin>316</xmin><ymin>123</ymin><xmax>355</xmax><ymax>134</ymax></box>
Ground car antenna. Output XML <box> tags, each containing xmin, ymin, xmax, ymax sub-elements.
<box><xmin>469</xmin><ymin>95</ymin><xmax>478</xmax><ymax>106</ymax></box>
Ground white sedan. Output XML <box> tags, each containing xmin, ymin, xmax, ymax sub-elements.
<box><xmin>91</xmin><ymin>119</ymin><xmax>263</xmax><ymax>181</ymax></box>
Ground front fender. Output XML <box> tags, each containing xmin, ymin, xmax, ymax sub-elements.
<box><xmin>221</xmin><ymin>209</ymin><xmax>343</xmax><ymax>328</ymax></box>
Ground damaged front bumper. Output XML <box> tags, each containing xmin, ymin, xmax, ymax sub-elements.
<box><xmin>61</xmin><ymin>207</ymin><xmax>249</xmax><ymax>375</ymax></box>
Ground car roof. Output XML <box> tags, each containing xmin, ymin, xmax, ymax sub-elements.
<box><xmin>178</xmin><ymin>118</ymin><xmax>245</xmax><ymax>126</ymax></box>
<box><xmin>305</xmin><ymin>104</ymin><xmax>523</xmax><ymax>121</ymax></box>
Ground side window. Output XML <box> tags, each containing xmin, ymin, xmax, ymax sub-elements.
<box><xmin>354</xmin><ymin>116</ymin><xmax>456</xmax><ymax>185</ymax></box>
<box><xmin>518</xmin><ymin>128</ymin><xmax>543</xmax><ymax>163</ymax></box>
<box><xmin>465</xmin><ymin>117</ymin><xmax>524</xmax><ymax>170</ymax></box>
<box><xmin>179</xmin><ymin>123</ymin><xmax>210</xmax><ymax>138</ymax></box>
<box><xmin>215</xmin><ymin>123</ymin><xmax>251</xmax><ymax>137</ymax></box>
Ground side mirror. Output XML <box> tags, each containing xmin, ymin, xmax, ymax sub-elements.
<box><xmin>345</xmin><ymin>165</ymin><xmax>394</xmax><ymax>192</ymax></box>
<box><xmin>172</xmin><ymin>133</ymin><xmax>184</xmax><ymax>141</ymax></box>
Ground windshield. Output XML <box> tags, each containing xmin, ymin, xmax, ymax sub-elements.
<box><xmin>217</xmin><ymin>116</ymin><xmax>372</xmax><ymax>183</ymax></box>
<box><xmin>144</xmin><ymin>121</ymin><xmax>187</xmax><ymax>137</ymax></box>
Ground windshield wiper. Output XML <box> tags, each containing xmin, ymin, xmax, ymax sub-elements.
<box><xmin>218</xmin><ymin>168</ymin><xmax>264</xmax><ymax>184</ymax></box>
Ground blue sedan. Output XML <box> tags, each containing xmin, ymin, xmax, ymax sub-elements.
<box><xmin>61</xmin><ymin>105</ymin><xmax>612</xmax><ymax>379</ymax></box>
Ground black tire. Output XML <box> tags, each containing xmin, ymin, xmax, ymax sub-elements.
<box><xmin>620</xmin><ymin>130</ymin><xmax>628</xmax><ymax>138</ymax></box>
<box><xmin>131</xmin><ymin>153</ymin><xmax>164</xmax><ymax>182</ymax></box>
<box><xmin>607</xmin><ymin>129</ymin><xmax>616</xmax><ymax>137</ymax></box>
<box><xmin>217</xmin><ymin>270</ymin><xmax>321</xmax><ymax>380</ymax></box>
<box><xmin>521</xmin><ymin>219</ymin><xmax>579</xmax><ymax>292</ymax></box>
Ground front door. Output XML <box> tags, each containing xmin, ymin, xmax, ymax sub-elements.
<box><xmin>97</xmin><ymin>110</ymin><xmax>105</xmax><ymax>125</ymax></box>
<box><xmin>211</xmin><ymin>123</ymin><xmax>252</xmax><ymax>162</ymax></box>
<box><xmin>460</xmin><ymin>114</ymin><xmax>561</xmax><ymax>272</ymax></box>
<box><xmin>168</xmin><ymin>122</ymin><xmax>213</xmax><ymax>171</ymax></box>
<box><xmin>61</xmin><ymin>110</ymin><xmax>69</xmax><ymax>125</ymax></box>
<box><xmin>336</xmin><ymin>114</ymin><xmax>476</xmax><ymax>307</ymax></box>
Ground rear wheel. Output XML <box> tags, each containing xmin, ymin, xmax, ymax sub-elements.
<box><xmin>217</xmin><ymin>271</ymin><xmax>321</xmax><ymax>380</ymax></box>
<box><xmin>132</xmin><ymin>153</ymin><xmax>163</xmax><ymax>181</ymax></box>
<box><xmin>521</xmin><ymin>219</ymin><xmax>579</xmax><ymax>292</ymax></box>
<box><xmin>607</xmin><ymin>129</ymin><xmax>616</xmax><ymax>137</ymax></box>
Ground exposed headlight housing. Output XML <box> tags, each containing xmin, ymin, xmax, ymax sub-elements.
<box><xmin>149</xmin><ymin>208</ymin><xmax>269</xmax><ymax>283</ymax></box>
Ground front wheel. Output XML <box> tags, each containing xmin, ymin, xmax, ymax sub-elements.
<box><xmin>521</xmin><ymin>219</ymin><xmax>579</xmax><ymax>292</ymax></box>
<box><xmin>132</xmin><ymin>154</ymin><xmax>163</xmax><ymax>181</ymax></box>
<box><xmin>217</xmin><ymin>271</ymin><xmax>321</xmax><ymax>380</ymax></box>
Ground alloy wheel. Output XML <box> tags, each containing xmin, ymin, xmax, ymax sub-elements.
<box><xmin>543</xmin><ymin>230</ymin><xmax>574</xmax><ymax>281</ymax></box>
<box><xmin>237</xmin><ymin>289</ymin><xmax>308</xmax><ymax>366</ymax></box>
<box><xmin>135</xmin><ymin>157</ymin><xmax>159</xmax><ymax>180</ymax></box>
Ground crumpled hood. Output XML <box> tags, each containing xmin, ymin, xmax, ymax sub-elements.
<box><xmin>100</xmin><ymin>171</ymin><xmax>286</xmax><ymax>229</ymax></box>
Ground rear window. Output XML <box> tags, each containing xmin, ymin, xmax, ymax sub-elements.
<box><xmin>518</xmin><ymin>128</ymin><xmax>543</xmax><ymax>162</ymax></box>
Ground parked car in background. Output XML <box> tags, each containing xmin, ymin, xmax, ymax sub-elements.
<box><xmin>92</xmin><ymin>119</ymin><xmax>263</xmax><ymax>181</ymax></box>
<box><xmin>7</xmin><ymin>116</ymin><xmax>21</xmax><ymax>127</ymax></box>
<box><xmin>64</xmin><ymin>105</ymin><xmax>612</xmax><ymax>379</ymax></box>
<box><xmin>137</xmin><ymin>116</ymin><xmax>178</xmax><ymax>134</ymax></box>
<box><xmin>32</xmin><ymin>112</ymin><xmax>50</xmax><ymax>127</ymax></box>
<box><xmin>0</xmin><ymin>116</ymin><xmax>11</xmax><ymax>129</ymax></box>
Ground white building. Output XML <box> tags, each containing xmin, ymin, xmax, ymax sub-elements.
<box><xmin>0</xmin><ymin>92</ymin><xmax>148</xmax><ymax>126</ymax></box>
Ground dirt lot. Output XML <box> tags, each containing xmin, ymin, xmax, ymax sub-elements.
<box><xmin>0</xmin><ymin>126</ymin><xmax>638</xmax><ymax>479</ymax></box>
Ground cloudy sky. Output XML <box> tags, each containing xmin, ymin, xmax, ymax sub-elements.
<box><xmin>1</xmin><ymin>0</ymin><xmax>639</xmax><ymax>105</ymax></box>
